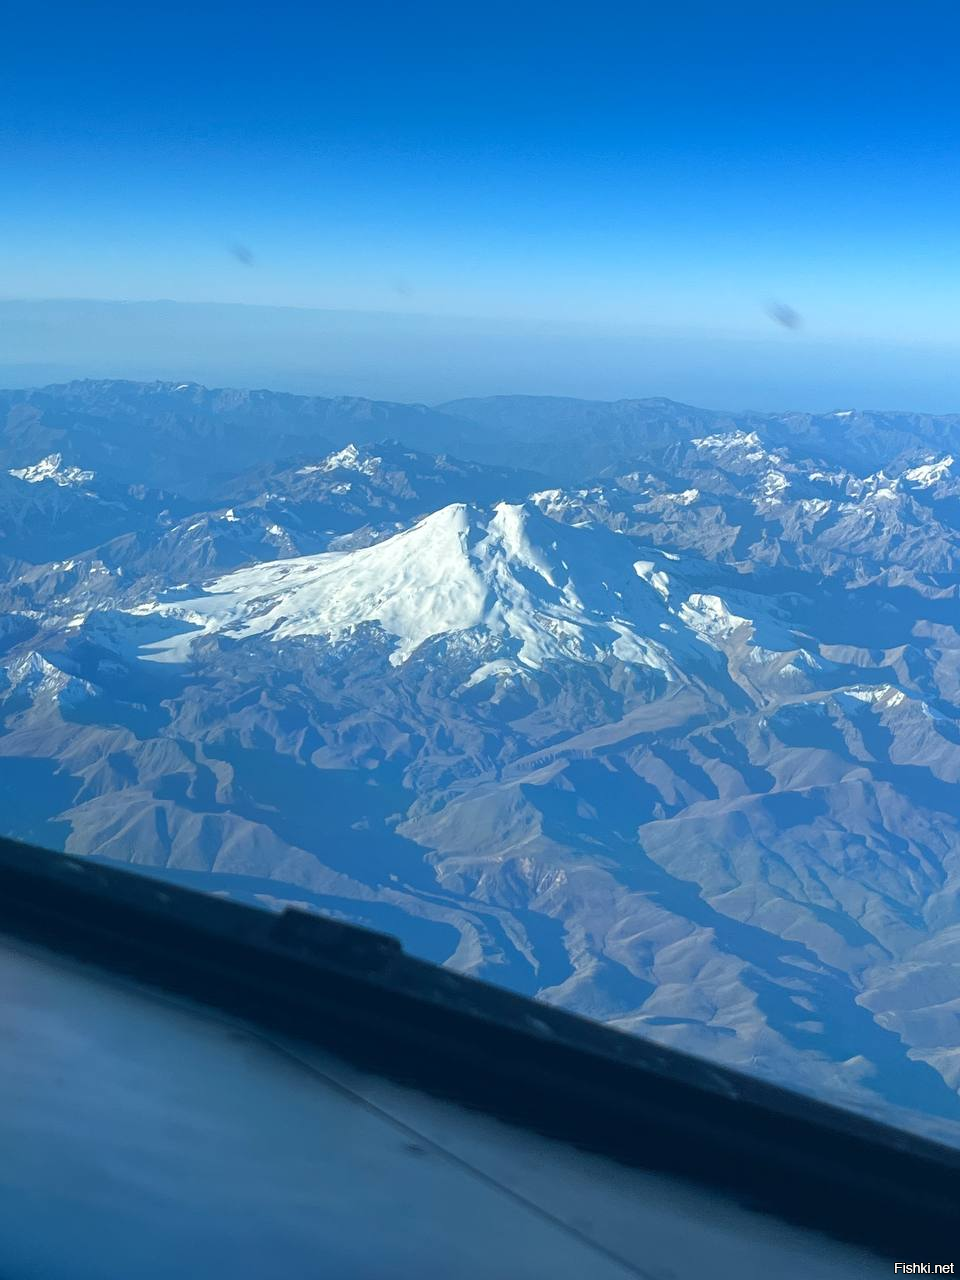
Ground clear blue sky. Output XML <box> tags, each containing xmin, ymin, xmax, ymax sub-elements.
<box><xmin>4</xmin><ymin>1</ymin><xmax>960</xmax><ymax>390</ymax></box>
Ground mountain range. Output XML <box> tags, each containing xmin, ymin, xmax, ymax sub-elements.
<box><xmin>4</xmin><ymin>378</ymin><xmax>960</xmax><ymax>1142</ymax></box>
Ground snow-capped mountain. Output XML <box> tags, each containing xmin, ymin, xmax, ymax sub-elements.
<box><xmin>536</xmin><ymin>430</ymin><xmax>960</xmax><ymax>584</ymax></box>
<box><xmin>4</xmin><ymin>378</ymin><xmax>960</xmax><ymax>1143</ymax></box>
<box><xmin>0</xmin><ymin>380</ymin><xmax>482</xmax><ymax>497</ymax></box>
<box><xmin>8</xmin><ymin>452</ymin><xmax>95</xmax><ymax>486</ymax></box>
<box><xmin>130</xmin><ymin>501</ymin><xmax>699</xmax><ymax>676</ymax></box>
<box><xmin>219</xmin><ymin>439</ymin><xmax>542</xmax><ymax>550</ymax></box>
<box><xmin>0</xmin><ymin>455</ymin><xmax>185</xmax><ymax>566</ymax></box>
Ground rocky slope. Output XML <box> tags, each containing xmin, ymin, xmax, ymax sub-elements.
<box><xmin>4</xmin><ymin>379</ymin><xmax>960</xmax><ymax>1141</ymax></box>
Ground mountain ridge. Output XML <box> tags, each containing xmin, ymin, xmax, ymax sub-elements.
<box><xmin>3</xmin><ymin>379</ymin><xmax>960</xmax><ymax>1141</ymax></box>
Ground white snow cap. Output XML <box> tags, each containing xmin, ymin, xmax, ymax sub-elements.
<box><xmin>130</xmin><ymin>501</ymin><xmax>713</xmax><ymax>674</ymax></box>
<box><xmin>691</xmin><ymin>431</ymin><xmax>781</xmax><ymax>467</ymax></box>
<box><xmin>678</xmin><ymin>593</ymin><xmax>750</xmax><ymax>639</ymax></box>
<box><xmin>298</xmin><ymin>444</ymin><xmax>383</xmax><ymax>478</ymax></box>
<box><xmin>9</xmin><ymin>454</ymin><xmax>94</xmax><ymax>486</ymax></box>
<box><xmin>662</xmin><ymin>489</ymin><xmax>699</xmax><ymax>505</ymax></box>
<box><xmin>903</xmin><ymin>456</ymin><xmax>954</xmax><ymax>488</ymax></box>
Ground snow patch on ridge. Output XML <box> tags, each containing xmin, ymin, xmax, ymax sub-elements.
<box><xmin>904</xmin><ymin>456</ymin><xmax>954</xmax><ymax>488</ymax></box>
<box><xmin>9</xmin><ymin>454</ymin><xmax>95</xmax><ymax>487</ymax></box>
<box><xmin>691</xmin><ymin>431</ymin><xmax>783</xmax><ymax>469</ymax></box>
<box><xmin>298</xmin><ymin>444</ymin><xmax>383</xmax><ymax>477</ymax></box>
<box><xmin>633</xmin><ymin>561</ymin><xmax>671</xmax><ymax>600</ymax></box>
<box><xmin>3</xmin><ymin>652</ymin><xmax>96</xmax><ymax>707</ymax></box>
<box><xmin>678</xmin><ymin>593</ymin><xmax>751</xmax><ymax>641</ymax></box>
<box><xmin>761</xmin><ymin>470</ymin><xmax>789</xmax><ymax>495</ymax></box>
<box><xmin>693</xmin><ymin>430</ymin><xmax>763</xmax><ymax>453</ymax></box>
<box><xmin>843</xmin><ymin>684</ymin><xmax>907</xmax><ymax>708</ymax></box>
<box><xmin>663</xmin><ymin>489</ymin><xmax>699</xmax><ymax>505</ymax></box>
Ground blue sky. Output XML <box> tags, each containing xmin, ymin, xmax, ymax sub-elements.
<box><xmin>4</xmin><ymin>1</ymin><xmax>960</xmax><ymax>401</ymax></box>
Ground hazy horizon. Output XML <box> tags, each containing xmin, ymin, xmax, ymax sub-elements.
<box><xmin>4</xmin><ymin>297</ymin><xmax>960</xmax><ymax>414</ymax></box>
<box><xmin>5</xmin><ymin>2</ymin><xmax>960</xmax><ymax>416</ymax></box>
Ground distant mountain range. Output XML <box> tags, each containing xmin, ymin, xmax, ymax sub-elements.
<box><xmin>4</xmin><ymin>378</ymin><xmax>960</xmax><ymax>1142</ymax></box>
<box><xmin>6</xmin><ymin>297</ymin><xmax>960</xmax><ymax>410</ymax></box>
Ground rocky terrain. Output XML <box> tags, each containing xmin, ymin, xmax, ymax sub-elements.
<box><xmin>4</xmin><ymin>379</ymin><xmax>960</xmax><ymax>1140</ymax></box>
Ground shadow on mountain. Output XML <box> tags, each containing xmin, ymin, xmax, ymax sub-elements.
<box><xmin>527</xmin><ymin>757</ymin><xmax>960</xmax><ymax>1121</ymax></box>
<box><xmin>0</xmin><ymin>756</ymin><xmax>77</xmax><ymax>849</ymax></box>
<box><xmin>622</xmin><ymin>845</ymin><xmax>960</xmax><ymax>1122</ymax></box>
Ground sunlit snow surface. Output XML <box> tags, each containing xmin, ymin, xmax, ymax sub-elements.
<box><xmin>8</xmin><ymin>453</ymin><xmax>95</xmax><ymax>486</ymax></box>
<box><xmin>903</xmin><ymin>455</ymin><xmax>954</xmax><ymax>487</ymax></box>
<box><xmin>298</xmin><ymin>442</ymin><xmax>384</xmax><ymax>476</ymax></box>
<box><xmin>7</xmin><ymin>387</ymin><xmax>960</xmax><ymax>1143</ymax></box>
<box><xmin>131</xmin><ymin>501</ymin><xmax>689</xmax><ymax>674</ymax></box>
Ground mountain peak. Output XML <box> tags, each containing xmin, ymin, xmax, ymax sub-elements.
<box><xmin>130</xmin><ymin>501</ymin><xmax>686</xmax><ymax>674</ymax></box>
<box><xmin>9</xmin><ymin>454</ymin><xmax>95</xmax><ymax>487</ymax></box>
<box><xmin>297</xmin><ymin>443</ymin><xmax>384</xmax><ymax>478</ymax></box>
